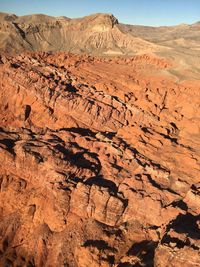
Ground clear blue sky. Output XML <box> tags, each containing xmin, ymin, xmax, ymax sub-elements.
<box><xmin>0</xmin><ymin>0</ymin><xmax>200</xmax><ymax>26</ymax></box>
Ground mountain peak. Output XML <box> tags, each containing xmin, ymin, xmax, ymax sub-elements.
<box><xmin>94</xmin><ymin>13</ymin><xmax>118</xmax><ymax>25</ymax></box>
<box><xmin>83</xmin><ymin>13</ymin><xmax>118</xmax><ymax>28</ymax></box>
<box><xmin>78</xmin><ymin>13</ymin><xmax>118</xmax><ymax>33</ymax></box>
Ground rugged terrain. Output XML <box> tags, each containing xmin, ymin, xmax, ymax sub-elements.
<box><xmin>0</xmin><ymin>10</ymin><xmax>200</xmax><ymax>267</ymax></box>
<box><xmin>1</xmin><ymin>11</ymin><xmax>200</xmax><ymax>81</ymax></box>
<box><xmin>0</xmin><ymin>12</ymin><xmax>200</xmax><ymax>59</ymax></box>
<box><xmin>0</xmin><ymin>12</ymin><xmax>164</xmax><ymax>55</ymax></box>
<box><xmin>0</xmin><ymin>51</ymin><xmax>200</xmax><ymax>267</ymax></box>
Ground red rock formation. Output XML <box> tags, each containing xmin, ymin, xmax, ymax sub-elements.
<box><xmin>0</xmin><ymin>52</ymin><xmax>200</xmax><ymax>266</ymax></box>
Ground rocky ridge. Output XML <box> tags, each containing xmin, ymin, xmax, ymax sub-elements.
<box><xmin>0</xmin><ymin>12</ymin><xmax>184</xmax><ymax>55</ymax></box>
<box><xmin>0</xmin><ymin>52</ymin><xmax>200</xmax><ymax>266</ymax></box>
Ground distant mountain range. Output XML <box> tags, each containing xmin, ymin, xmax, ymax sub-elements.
<box><xmin>0</xmin><ymin>12</ymin><xmax>200</xmax><ymax>55</ymax></box>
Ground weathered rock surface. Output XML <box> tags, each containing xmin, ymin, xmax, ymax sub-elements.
<box><xmin>0</xmin><ymin>52</ymin><xmax>200</xmax><ymax>266</ymax></box>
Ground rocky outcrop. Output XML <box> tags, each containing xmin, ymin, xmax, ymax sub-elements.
<box><xmin>0</xmin><ymin>52</ymin><xmax>200</xmax><ymax>266</ymax></box>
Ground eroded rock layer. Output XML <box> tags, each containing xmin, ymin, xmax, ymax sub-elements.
<box><xmin>0</xmin><ymin>53</ymin><xmax>200</xmax><ymax>267</ymax></box>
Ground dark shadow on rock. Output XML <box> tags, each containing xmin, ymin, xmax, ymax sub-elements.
<box><xmin>165</xmin><ymin>213</ymin><xmax>200</xmax><ymax>240</ymax></box>
<box><xmin>85</xmin><ymin>175</ymin><xmax>118</xmax><ymax>193</ymax></box>
<box><xmin>25</xmin><ymin>105</ymin><xmax>31</xmax><ymax>121</ymax></box>
<box><xmin>127</xmin><ymin>240</ymin><xmax>158</xmax><ymax>267</ymax></box>
<box><xmin>60</xmin><ymin>127</ymin><xmax>96</xmax><ymax>138</ymax></box>
<box><xmin>54</xmin><ymin>144</ymin><xmax>101</xmax><ymax>175</ymax></box>
<box><xmin>117</xmin><ymin>263</ymin><xmax>134</xmax><ymax>267</ymax></box>
<box><xmin>0</xmin><ymin>138</ymin><xmax>16</xmax><ymax>155</ymax></box>
<box><xmin>171</xmin><ymin>200</ymin><xmax>188</xmax><ymax>211</ymax></box>
<box><xmin>72</xmin><ymin>151</ymin><xmax>101</xmax><ymax>174</ymax></box>
<box><xmin>64</xmin><ymin>83</ymin><xmax>78</xmax><ymax>93</ymax></box>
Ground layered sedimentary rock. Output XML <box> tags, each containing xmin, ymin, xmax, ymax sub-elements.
<box><xmin>0</xmin><ymin>53</ymin><xmax>200</xmax><ymax>266</ymax></box>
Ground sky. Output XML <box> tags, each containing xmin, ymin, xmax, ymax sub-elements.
<box><xmin>0</xmin><ymin>0</ymin><xmax>200</xmax><ymax>26</ymax></box>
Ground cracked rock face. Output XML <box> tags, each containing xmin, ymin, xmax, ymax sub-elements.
<box><xmin>0</xmin><ymin>52</ymin><xmax>200</xmax><ymax>266</ymax></box>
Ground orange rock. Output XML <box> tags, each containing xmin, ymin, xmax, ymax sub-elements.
<box><xmin>0</xmin><ymin>52</ymin><xmax>200</xmax><ymax>267</ymax></box>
